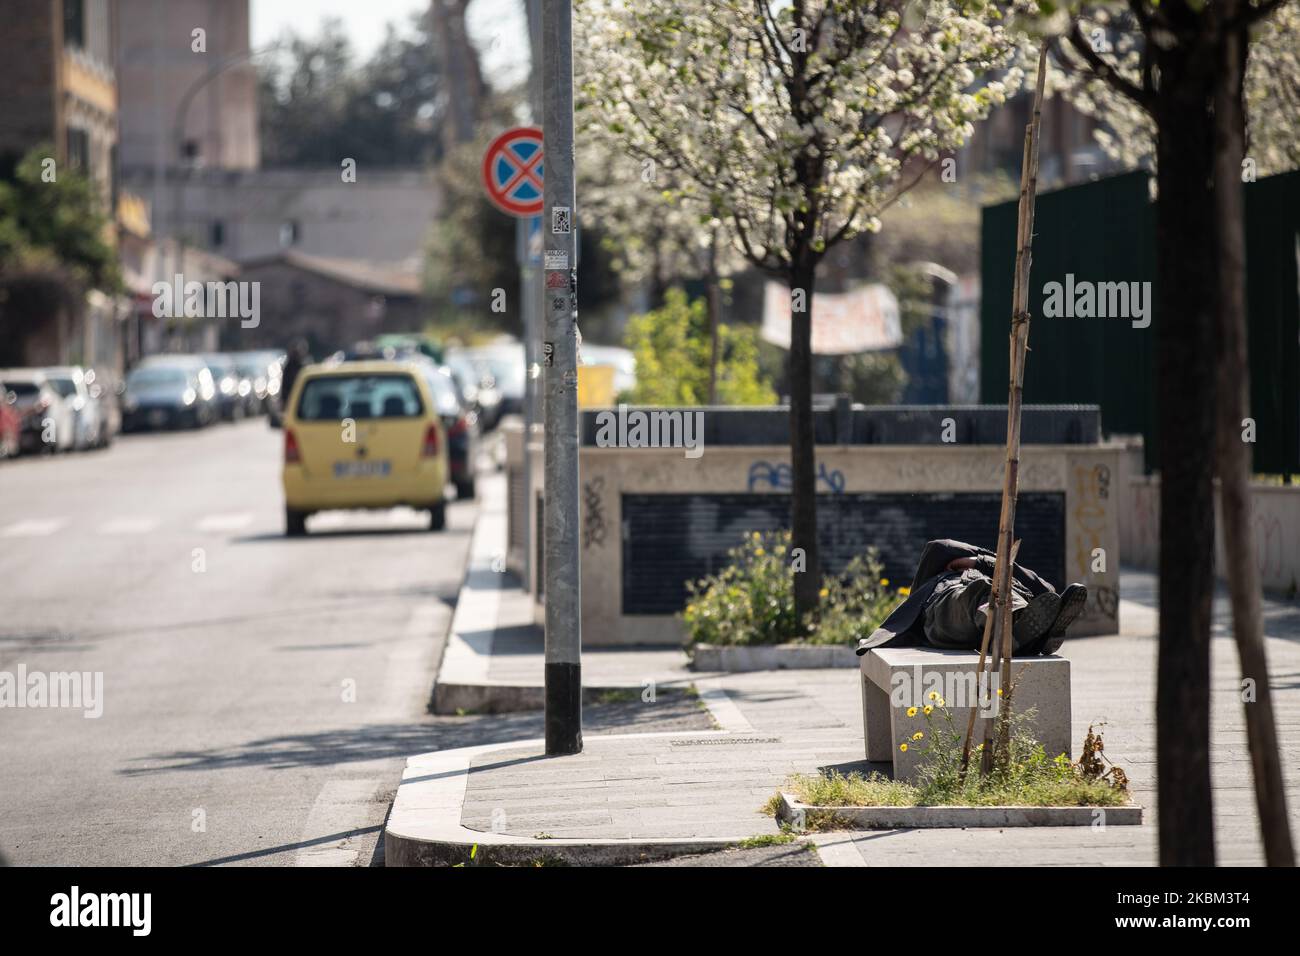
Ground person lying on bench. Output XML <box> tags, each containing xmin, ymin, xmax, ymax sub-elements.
<box><xmin>855</xmin><ymin>539</ymin><xmax>1087</xmax><ymax>658</ymax></box>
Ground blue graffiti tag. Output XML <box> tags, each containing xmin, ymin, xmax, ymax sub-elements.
<box><xmin>747</xmin><ymin>460</ymin><xmax>845</xmax><ymax>494</ymax></box>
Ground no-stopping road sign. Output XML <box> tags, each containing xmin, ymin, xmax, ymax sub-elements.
<box><xmin>481</xmin><ymin>126</ymin><xmax>544</xmax><ymax>217</ymax></box>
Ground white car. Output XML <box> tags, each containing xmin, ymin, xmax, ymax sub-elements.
<box><xmin>0</xmin><ymin>368</ymin><xmax>76</xmax><ymax>453</ymax></box>
<box><xmin>44</xmin><ymin>366</ymin><xmax>107</xmax><ymax>450</ymax></box>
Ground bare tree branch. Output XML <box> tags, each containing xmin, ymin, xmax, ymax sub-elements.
<box><xmin>1060</xmin><ymin>24</ymin><xmax>1153</xmax><ymax>110</ymax></box>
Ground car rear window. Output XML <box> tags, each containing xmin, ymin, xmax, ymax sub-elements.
<box><xmin>296</xmin><ymin>373</ymin><xmax>424</xmax><ymax>421</ymax></box>
<box><xmin>47</xmin><ymin>378</ymin><xmax>77</xmax><ymax>398</ymax></box>
<box><xmin>4</xmin><ymin>382</ymin><xmax>40</xmax><ymax>396</ymax></box>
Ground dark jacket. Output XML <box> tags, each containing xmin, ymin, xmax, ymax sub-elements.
<box><xmin>854</xmin><ymin>539</ymin><xmax>1056</xmax><ymax>655</ymax></box>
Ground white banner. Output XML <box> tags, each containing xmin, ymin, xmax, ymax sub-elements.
<box><xmin>761</xmin><ymin>281</ymin><xmax>903</xmax><ymax>354</ymax></box>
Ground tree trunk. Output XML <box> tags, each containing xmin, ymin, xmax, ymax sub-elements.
<box><xmin>706</xmin><ymin>227</ymin><xmax>721</xmax><ymax>405</ymax></box>
<box><xmin>789</xmin><ymin>257</ymin><xmax>820</xmax><ymax>622</ymax></box>
<box><xmin>1152</xmin><ymin>40</ymin><xmax>1219</xmax><ymax>867</ymax></box>
<box><xmin>1212</xmin><ymin>12</ymin><xmax>1296</xmax><ymax>866</ymax></box>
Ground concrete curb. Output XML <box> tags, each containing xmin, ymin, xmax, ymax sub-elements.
<box><xmin>433</xmin><ymin>474</ymin><xmax>713</xmax><ymax>715</ymax></box>
<box><xmin>690</xmin><ymin>643</ymin><xmax>859</xmax><ymax>672</ymax></box>
<box><xmin>384</xmin><ymin>730</ymin><xmax>754</xmax><ymax>867</ymax></box>
<box><xmin>776</xmin><ymin>792</ymin><xmax>1144</xmax><ymax>829</ymax></box>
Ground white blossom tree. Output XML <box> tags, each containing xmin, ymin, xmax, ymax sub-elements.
<box><xmin>576</xmin><ymin>0</ymin><xmax>1030</xmax><ymax>618</ymax></box>
<box><xmin>1047</xmin><ymin>2</ymin><xmax>1299</xmax><ymax>176</ymax></box>
<box><xmin>576</xmin><ymin>133</ymin><xmax>746</xmax><ymax>401</ymax></box>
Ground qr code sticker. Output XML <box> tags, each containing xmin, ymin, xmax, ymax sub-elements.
<box><xmin>552</xmin><ymin>206</ymin><xmax>571</xmax><ymax>235</ymax></box>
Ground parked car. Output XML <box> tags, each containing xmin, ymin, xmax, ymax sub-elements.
<box><xmin>446</xmin><ymin>345</ymin><xmax>525</xmax><ymax>430</ymax></box>
<box><xmin>420</xmin><ymin>364</ymin><xmax>479</xmax><ymax>500</ymax></box>
<box><xmin>85</xmin><ymin>368</ymin><xmax>120</xmax><ymax>446</ymax></box>
<box><xmin>0</xmin><ymin>369</ymin><xmax>75</xmax><ymax>453</ymax></box>
<box><xmin>0</xmin><ymin>388</ymin><xmax>21</xmax><ymax>459</ymax></box>
<box><xmin>203</xmin><ymin>354</ymin><xmax>253</xmax><ymax>421</ymax></box>
<box><xmin>232</xmin><ymin>350</ymin><xmax>280</xmax><ymax>415</ymax></box>
<box><xmin>120</xmin><ymin>360</ymin><xmax>218</xmax><ymax>431</ymax></box>
<box><xmin>44</xmin><ymin>366</ymin><xmax>107</xmax><ymax>449</ymax></box>
<box><xmin>281</xmin><ymin>360</ymin><xmax>449</xmax><ymax>535</ymax></box>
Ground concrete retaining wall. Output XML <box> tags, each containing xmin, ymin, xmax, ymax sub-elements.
<box><xmin>1122</xmin><ymin>474</ymin><xmax>1300</xmax><ymax>597</ymax></box>
<box><xmin>506</xmin><ymin>419</ymin><xmax>1123</xmax><ymax>647</ymax></box>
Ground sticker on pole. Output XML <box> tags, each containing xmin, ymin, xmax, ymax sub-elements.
<box><xmin>481</xmin><ymin>127</ymin><xmax>544</xmax><ymax>217</ymax></box>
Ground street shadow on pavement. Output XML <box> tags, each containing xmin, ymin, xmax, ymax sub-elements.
<box><xmin>117</xmin><ymin>693</ymin><xmax>714</xmax><ymax>777</ymax></box>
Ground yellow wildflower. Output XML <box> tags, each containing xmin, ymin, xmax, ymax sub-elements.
<box><xmin>923</xmin><ymin>705</ymin><xmax>933</xmax><ymax>715</ymax></box>
<box><xmin>906</xmin><ymin>706</ymin><xmax>918</xmax><ymax>717</ymax></box>
<box><xmin>899</xmin><ymin>743</ymin><xmax>908</xmax><ymax>753</ymax></box>
<box><xmin>928</xmin><ymin>691</ymin><xmax>938</xmax><ymax>701</ymax></box>
<box><xmin>937</xmin><ymin>697</ymin><xmax>946</xmax><ymax>707</ymax></box>
<box><xmin>755</xmin><ymin>548</ymin><xmax>765</xmax><ymax>556</ymax></box>
<box><xmin>880</xmin><ymin>578</ymin><xmax>890</xmax><ymax>587</ymax></box>
<box><xmin>898</xmin><ymin>586</ymin><xmax>911</xmax><ymax>596</ymax></box>
<box><xmin>819</xmin><ymin>588</ymin><xmax>829</xmax><ymax>598</ymax></box>
<box><xmin>912</xmin><ymin>732</ymin><xmax>924</xmax><ymax>741</ymax></box>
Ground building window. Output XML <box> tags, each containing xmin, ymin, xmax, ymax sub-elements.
<box><xmin>67</xmin><ymin>128</ymin><xmax>90</xmax><ymax>172</ymax></box>
<box><xmin>64</xmin><ymin>0</ymin><xmax>85</xmax><ymax>49</ymax></box>
<box><xmin>280</xmin><ymin>220</ymin><xmax>300</xmax><ymax>247</ymax></box>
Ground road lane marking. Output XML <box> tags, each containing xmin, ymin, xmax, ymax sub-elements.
<box><xmin>99</xmin><ymin>517</ymin><xmax>160</xmax><ymax>535</ymax></box>
<box><xmin>295</xmin><ymin>778</ymin><xmax>384</xmax><ymax>866</ymax></box>
<box><xmin>196</xmin><ymin>513</ymin><xmax>252</xmax><ymax>532</ymax></box>
<box><xmin>1</xmin><ymin>518</ymin><xmax>67</xmax><ymax>538</ymax></box>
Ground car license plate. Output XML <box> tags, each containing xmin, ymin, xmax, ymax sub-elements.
<box><xmin>333</xmin><ymin>460</ymin><xmax>391</xmax><ymax>478</ymax></box>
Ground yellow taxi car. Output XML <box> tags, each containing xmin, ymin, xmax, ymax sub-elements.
<box><xmin>281</xmin><ymin>360</ymin><xmax>448</xmax><ymax>535</ymax></box>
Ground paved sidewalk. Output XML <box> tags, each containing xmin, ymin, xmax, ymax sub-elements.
<box><xmin>396</xmin><ymin>479</ymin><xmax>1300</xmax><ymax>865</ymax></box>
<box><xmin>432</xmin><ymin>473</ymin><xmax>703</xmax><ymax>714</ymax></box>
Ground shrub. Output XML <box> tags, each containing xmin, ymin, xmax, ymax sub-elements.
<box><xmin>681</xmin><ymin>529</ymin><xmax>906</xmax><ymax>646</ymax></box>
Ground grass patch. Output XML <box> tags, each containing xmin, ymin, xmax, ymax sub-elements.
<box><xmin>591</xmin><ymin>688</ymin><xmax>640</xmax><ymax>705</ymax></box>
<box><xmin>771</xmin><ymin>713</ymin><xmax>1131</xmax><ymax>822</ymax></box>
<box><xmin>736</xmin><ymin>831</ymin><xmax>800</xmax><ymax>848</ymax></box>
<box><xmin>783</xmin><ymin>767</ymin><xmax>1128</xmax><ymax>810</ymax></box>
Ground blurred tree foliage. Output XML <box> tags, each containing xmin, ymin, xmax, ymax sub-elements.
<box><xmin>0</xmin><ymin>145</ymin><xmax>120</xmax><ymax>291</ymax></box>
<box><xmin>257</xmin><ymin>16</ymin><xmax>443</xmax><ymax>167</ymax></box>
<box><xmin>624</xmin><ymin>288</ymin><xmax>775</xmax><ymax>405</ymax></box>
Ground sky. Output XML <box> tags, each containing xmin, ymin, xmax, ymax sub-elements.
<box><xmin>250</xmin><ymin>0</ymin><xmax>530</xmax><ymax>88</ymax></box>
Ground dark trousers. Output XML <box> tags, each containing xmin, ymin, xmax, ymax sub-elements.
<box><xmin>922</xmin><ymin>569</ymin><xmax>1034</xmax><ymax>652</ymax></box>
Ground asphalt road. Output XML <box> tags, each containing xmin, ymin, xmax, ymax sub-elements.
<box><xmin>0</xmin><ymin>419</ymin><xmax>477</xmax><ymax>866</ymax></box>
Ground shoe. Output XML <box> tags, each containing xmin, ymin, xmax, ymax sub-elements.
<box><xmin>1037</xmin><ymin>584</ymin><xmax>1088</xmax><ymax>656</ymax></box>
<box><xmin>1012</xmin><ymin>591</ymin><xmax>1060</xmax><ymax>648</ymax></box>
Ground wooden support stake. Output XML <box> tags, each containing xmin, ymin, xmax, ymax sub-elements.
<box><xmin>960</xmin><ymin>40</ymin><xmax>1049</xmax><ymax>777</ymax></box>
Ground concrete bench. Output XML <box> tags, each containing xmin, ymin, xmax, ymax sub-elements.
<box><xmin>860</xmin><ymin>647</ymin><xmax>1071</xmax><ymax>782</ymax></box>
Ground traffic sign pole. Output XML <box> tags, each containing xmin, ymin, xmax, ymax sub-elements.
<box><xmin>517</xmin><ymin>217</ymin><xmax>535</xmax><ymax>594</ymax></box>
<box><xmin>482</xmin><ymin>128</ymin><xmax>545</xmax><ymax>608</ymax></box>
<box><xmin>541</xmin><ymin>0</ymin><xmax>581</xmax><ymax>756</ymax></box>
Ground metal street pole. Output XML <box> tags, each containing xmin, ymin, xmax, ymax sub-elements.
<box><xmin>541</xmin><ymin>0</ymin><xmax>582</xmax><ymax>755</ymax></box>
<box><xmin>520</xmin><ymin>0</ymin><xmax>543</xmax><ymax>595</ymax></box>
<box><xmin>517</xmin><ymin>217</ymin><xmax>536</xmax><ymax>591</ymax></box>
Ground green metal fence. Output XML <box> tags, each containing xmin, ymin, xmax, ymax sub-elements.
<box><xmin>981</xmin><ymin>169</ymin><xmax>1299</xmax><ymax>474</ymax></box>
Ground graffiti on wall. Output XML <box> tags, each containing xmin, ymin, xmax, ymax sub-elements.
<box><xmin>1073</xmin><ymin>462</ymin><xmax>1117</xmax><ymax>620</ymax></box>
<box><xmin>746</xmin><ymin>460</ymin><xmax>846</xmax><ymax>494</ymax></box>
<box><xmin>582</xmin><ymin>476</ymin><xmax>608</xmax><ymax>550</ymax></box>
